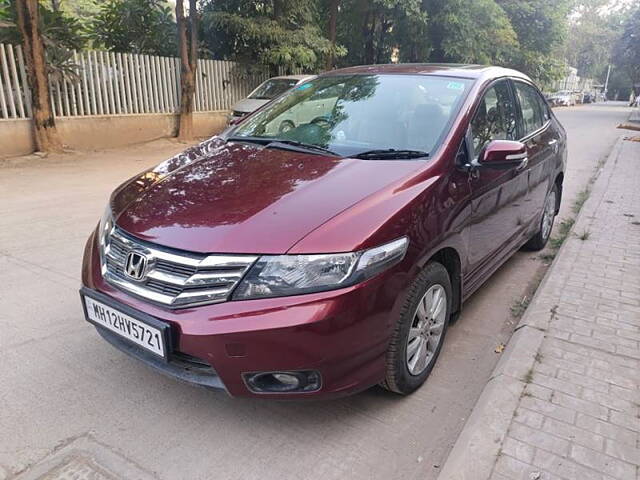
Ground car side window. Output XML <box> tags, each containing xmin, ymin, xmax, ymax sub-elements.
<box><xmin>470</xmin><ymin>81</ymin><xmax>517</xmax><ymax>159</ymax></box>
<box><xmin>514</xmin><ymin>82</ymin><xmax>544</xmax><ymax>136</ymax></box>
<box><xmin>538</xmin><ymin>92</ymin><xmax>551</xmax><ymax>123</ymax></box>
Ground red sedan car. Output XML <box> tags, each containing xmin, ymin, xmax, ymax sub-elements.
<box><xmin>81</xmin><ymin>64</ymin><xmax>566</xmax><ymax>399</ymax></box>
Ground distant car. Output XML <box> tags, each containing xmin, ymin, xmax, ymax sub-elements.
<box><xmin>228</xmin><ymin>75</ymin><xmax>315</xmax><ymax>123</ymax></box>
<box><xmin>548</xmin><ymin>91</ymin><xmax>574</xmax><ymax>107</ymax></box>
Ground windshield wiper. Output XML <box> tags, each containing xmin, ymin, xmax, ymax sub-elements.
<box><xmin>227</xmin><ymin>135</ymin><xmax>271</xmax><ymax>145</ymax></box>
<box><xmin>226</xmin><ymin>136</ymin><xmax>338</xmax><ymax>156</ymax></box>
<box><xmin>266</xmin><ymin>139</ymin><xmax>339</xmax><ymax>156</ymax></box>
<box><xmin>350</xmin><ymin>149</ymin><xmax>430</xmax><ymax>160</ymax></box>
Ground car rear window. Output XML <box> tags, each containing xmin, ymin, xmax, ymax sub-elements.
<box><xmin>249</xmin><ymin>79</ymin><xmax>300</xmax><ymax>100</ymax></box>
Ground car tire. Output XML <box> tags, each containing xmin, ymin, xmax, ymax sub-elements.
<box><xmin>278</xmin><ymin>120</ymin><xmax>295</xmax><ymax>133</ymax></box>
<box><xmin>523</xmin><ymin>184</ymin><xmax>558</xmax><ymax>251</ymax></box>
<box><xmin>381</xmin><ymin>262</ymin><xmax>452</xmax><ymax>395</ymax></box>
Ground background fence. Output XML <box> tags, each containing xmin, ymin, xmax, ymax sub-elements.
<box><xmin>0</xmin><ymin>43</ymin><xmax>269</xmax><ymax>120</ymax></box>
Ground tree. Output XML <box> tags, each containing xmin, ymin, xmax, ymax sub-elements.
<box><xmin>325</xmin><ymin>0</ymin><xmax>339</xmax><ymax>70</ymax></box>
<box><xmin>427</xmin><ymin>0</ymin><xmax>517</xmax><ymax>65</ymax></box>
<box><xmin>200</xmin><ymin>0</ymin><xmax>337</xmax><ymax>75</ymax></box>
<box><xmin>1</xmin><ymin>0</ymin><xmax>85</xmax><ymax>49</ymax></box>
<box><xmin>176</xmin><ymin>0</ymin><xmax>198</xmax><ymax>141</ymax></box>
<box><xmin>14</xmin><ymin>0</ymin><xmax>63</xmax><ymax>152</ymax></box>
<box><xmin>91</xmin><ymin>0</ymin><xmax>176</xmax><ymax>56</ymax></box>
<box><xmin>612</xmin><ymin>5</ymin><xmax>640</xmax><ymax>96</ymax></box>
<box><xmin>563</xmin><ymin>1</ymin><xmax>617</xmax><ymax>79</ymax></box>
<box><xmin>335</xmin><ymin>0</ymin><xmax>427</xmax><ymax>66</ymax></box>
<box><xmin>60</xmin><ymin>0</ymin><xmax>102</xmax><ymax>32</ymax></box>
<box><xmin>496</xmin><ymin>0</ymin><xmax>572</xmax><ymax>86</ymax></box>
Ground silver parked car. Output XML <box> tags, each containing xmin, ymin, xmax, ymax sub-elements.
<box><xmin>228</xmin><ymin>74</ymin><xmax>315</xmax><ymax>123</ymax></box>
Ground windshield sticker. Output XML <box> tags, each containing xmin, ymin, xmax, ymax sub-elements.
<box><xmin>447</xmin><ymin>81</ymin><xmax>465</xmax><ymax>91</ymax></box>
<box><xmin>296</xmin><ymin>83</ymin><xmax>312</xmax><ymax>91</ymax></box>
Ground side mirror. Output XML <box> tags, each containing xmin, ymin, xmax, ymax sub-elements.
<box><xmin>478</xmin><ymin>140</ymin><xmax>527</xmax><ymax>169</ymax></box>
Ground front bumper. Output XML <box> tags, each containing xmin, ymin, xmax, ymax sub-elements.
<box><xmin>81</xmin><ymin>231</ymin><xmax>409</xmax><ymax>399</ymax></box>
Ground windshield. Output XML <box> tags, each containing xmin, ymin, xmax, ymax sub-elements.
<box><xmin>248</xmin><ymin>78</ymin><xmax>300</xmax><ymax>100</ymax></box>
<box><xmin>232</xmin><ymin>74</ymin><xmax>472</xmax><ymax>157</ymax></box>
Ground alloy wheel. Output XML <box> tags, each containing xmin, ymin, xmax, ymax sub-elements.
<box><xmin>406</xmin><ymin>284</ymin><xmax>447</xmax><ymax>376</ymax></box>
<box><xmin>541</xmin><ymin>189</ymin><xmax>557</xmax><ymax>241</ymax></box>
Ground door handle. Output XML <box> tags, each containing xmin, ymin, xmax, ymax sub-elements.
<box><xmin>548</xmin><ymin>139</ymin><xmax>559</xmax><ymax>153</ymax></box>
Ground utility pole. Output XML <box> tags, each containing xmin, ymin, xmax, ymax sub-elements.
<box><xmin>603</xmin><ymin>65</ymin><xmax>611</xmax><ymax>99</ymax></box>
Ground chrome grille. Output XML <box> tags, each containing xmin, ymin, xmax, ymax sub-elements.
<box><xmin>101</xmin><ymin>227</ymin><xmax>257</xmax><ymax>308</ymax></box>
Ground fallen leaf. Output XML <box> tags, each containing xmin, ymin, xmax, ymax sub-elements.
<box><xmin>494</xmin><ymin>343</ymin><xmax>506</xmax><ymax>354</ymax></box>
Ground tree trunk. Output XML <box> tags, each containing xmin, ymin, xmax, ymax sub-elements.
<box><xmin>364</xmin><ymin>12</ymin><xmax>377</xmax><ymax>65</ymax></box>
<box><xmin>176</xmin><ymin>0</ymin><xmax>198</xmax><ymax>142</ymax></box>
<box><xmin>51</xmin><ymin>0</ymin><xmax>60</xmax><ymax>12</ymax></box>
<box><xmin>15</xmin><ymin>0</ymin><xmax>63</xmax><ymax>153</ymax></box>
<box><xmin>273</xmin><ymin>0</ymin><xmax>285</xmax><ymax>21</ymax></box>
<box><xmin>376</xmin><ymin>16</ymin><xmax>390</xmax><ymax>64</ymax></box>
<box><xmin>269</xmin><ymin>0</ymin><xmax>286</xmax><ymax>76</ymax></box>
<box><xmin>360</xmin><ymin>1</ymin><xmax>372</xmax><ymax>65</ymax></box>
<box><xmin>325</xmin><ymin>0</ymin><xmax>339</xmax><ymax>70</ymax></box>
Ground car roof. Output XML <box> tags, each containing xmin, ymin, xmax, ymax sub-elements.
<box><xmin>321</xmin><ymin>63</ymin><xmax>530</xmax><ymax>82</ymax></box>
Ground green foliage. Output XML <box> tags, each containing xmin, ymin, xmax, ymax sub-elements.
<box><xmin>201</xmin><ymin>0</ymin><xmax>337</xmax><ymax>74</ymax></box>
<box><xmin>613</xmin><ymin>5</ymin><xmax>640</xmax><ymax>91</ymax></box>
<box><xmin>90</xmin><ymin>0</ymin><xmax>177</xmax><ymax>56</ymax></box>
<box><xmin>0</xmin><ymin>0</ymin><xmax>84</xmax><ymax>82</ymax></box>
<box><xmin>497</xmin><ymin>0</ymin><xmax>572</xmax><ymax>86</ymax></box>
<box><xmin>0</xmin><ymin>0</ymin><xmax>85</xmax><ymax>50</ymax></box>
<box><xmin>336</xmin><ymin>0</ymin><xmax>427</xmax><ymax>66</ymax></box>
<box><xmin>427</xmin><ymin>0</ymin><xmax>517</xmax><ymax>65</ymax></box>
<box><xmin>564</xmin><ymin>1</ymin><xmax>628</xmax><ymax>83</ymax></box>
<box><xmin>61</xmin><ymin>0</ymin><xmax>102</xmax><ymax>32</ymax></box>
<box><xmin>3</xmin><ymin>0</ymin><xmax>626</xmax><ymax>94</ymax></box>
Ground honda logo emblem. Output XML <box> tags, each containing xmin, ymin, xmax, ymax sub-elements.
<box><xmin>124</xmin><ymin>251</ymin><xmax>147</xmax><ymax>280</ymax></box>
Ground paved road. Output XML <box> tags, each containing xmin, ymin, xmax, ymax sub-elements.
<box><xmin>0</xmin><ymin>102</ymin><xmax>631</xmax><ymax>480</ymax></box>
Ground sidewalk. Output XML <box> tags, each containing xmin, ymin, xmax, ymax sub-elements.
<box><xmin>438</xmin><ymin>135</ymin><xmax>640</xmax><ymax>480</ymax></box>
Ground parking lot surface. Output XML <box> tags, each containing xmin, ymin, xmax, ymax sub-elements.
<box><xmin>0</xmin><ymin>102</ymin><xmax>631</xmax><ymax>480</ymax></box>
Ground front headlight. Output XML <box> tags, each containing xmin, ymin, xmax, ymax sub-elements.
<box><xmin>97</xmin><ymin>205</ymin><xmax>114</xmax><ymax>258</ymax></box>
<box><xmin>233</xmin><ymin>237</ymin><xmax>408</xmax><ymax>300</ymax></box>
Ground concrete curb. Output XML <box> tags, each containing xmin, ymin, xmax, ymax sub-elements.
<box><xmin>436</xmin><ymin>136</ymin><xmax>625</xmax><ymax>480</ymax></box>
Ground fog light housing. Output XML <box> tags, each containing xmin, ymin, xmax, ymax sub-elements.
<box><xmin>244</xmin><ymin>370</ymin><xmax>321</xmax><ymax>393</ymax></box>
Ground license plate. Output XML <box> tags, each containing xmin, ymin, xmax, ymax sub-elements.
<box><xmin>83</xmin><ymin>295</ymin><xmax>167</xmax><ymax>358</ymax></box>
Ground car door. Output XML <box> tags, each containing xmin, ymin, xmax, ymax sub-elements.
<box><xmin>466</xmin><ymin>79</ymin><xmax>529</xmax><ymax>280</ymax></box>
<box><xmin>512</xmin><ymin>81</ymin><xmax>555</xmax><ymax>227</ymax></box>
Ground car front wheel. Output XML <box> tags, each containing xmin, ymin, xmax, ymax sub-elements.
<box><xmin>381</xmin><ymin>262</ymin><xmax>451</xmax><ymax>395</ymax></box>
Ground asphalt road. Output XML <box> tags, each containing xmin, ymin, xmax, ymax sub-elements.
<box><xmin>0</xmin><ymin>102</ymin><xmax>631</xmax><ymax>480</ymax></box>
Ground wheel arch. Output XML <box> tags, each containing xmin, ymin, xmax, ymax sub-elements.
<box><xmin>428</xmin><ymin>247</ymin><xmax>462</xmax><ymax>320</ymax></box>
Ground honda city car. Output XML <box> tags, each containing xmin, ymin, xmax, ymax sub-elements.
<box><xmin>81</xmin><ymin>64</ymin><xmax>566</xmax><ymax>399</ymax></box>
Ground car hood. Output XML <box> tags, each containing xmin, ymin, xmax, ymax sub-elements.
<box><xmin>231</xmin><ymin>98</ymin><xmax>269</xmax><ymax>114</ymax></box>
<box><xmin>112</xmin><ymin>140</ymin><xmax>423</xmax><ymax>254</ymax></box>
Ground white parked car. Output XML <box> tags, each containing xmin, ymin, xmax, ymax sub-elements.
<box><xmin>228</xmin><ymin>75</ymin><xmax>315</xmax><ymax>123</ymax></box>
<box><xmin>549</xmin><ymin>91</ymin><xmax>575</xmax><ymax>107</ymax></box>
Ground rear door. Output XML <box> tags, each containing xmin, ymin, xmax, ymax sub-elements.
<box><xmin>512</xmin><ymin>81</ymin><xmax>554</xmax><ymax>227</ymax></box>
